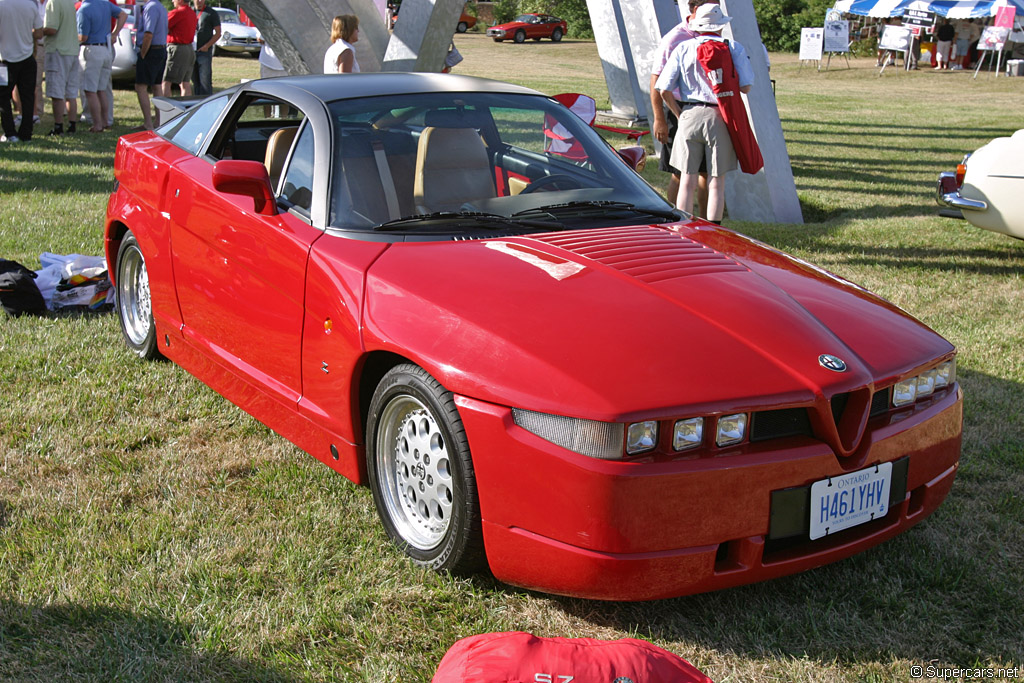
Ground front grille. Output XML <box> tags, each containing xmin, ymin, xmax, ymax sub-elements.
<box><xmin>750</xmin><ymin>408</ymin><xmax>813</xmax><ymax>442</ymax></box>
<box><xmin>830</xmin><ymin>392</ymin><xmax>849</xmax><ymax>424</ymax></box>
<box><xmin>870</xmin><ymin>387</ymin><xmax>891</xmax><ymax>416</ymax></box>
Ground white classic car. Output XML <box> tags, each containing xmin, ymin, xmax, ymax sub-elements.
<box><xmin>213</xmin><ymin>7</ymin><xmax>262</xmax><ymax>56</ymax></box>
<box><xmin>937</xmin><ymin>129</ymin><xmax>1024</xmax><ymax>240</ymax></box>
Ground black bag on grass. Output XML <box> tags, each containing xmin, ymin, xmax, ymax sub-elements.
<box><xmin>0</xmin><ymin>259</ymin><xmax>46</xmax><ymax>317</ymax></box>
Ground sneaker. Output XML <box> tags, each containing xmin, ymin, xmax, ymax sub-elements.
<box><xmin>33</xmin><ymin>115</ymin><xmax>40</xmax><ymax>124</ymax></box>
<box><xmin>67</xmin><ymin>121</ymin><xmax>77</xmax><ymax>134</ymax></box>
<box><xmin>48</xmin><ymin>124</ymin><xmax>63</xmax><ymax>136</ymax></box>
<box><xmin>13</xmin><ymin>115</ymin><xmax>21</xmax><ymax>127</ymax></box>
<box><xmin>1</xmin><ymin>135</ymin><xmax>21</xmax><ymax>143</ymax></box>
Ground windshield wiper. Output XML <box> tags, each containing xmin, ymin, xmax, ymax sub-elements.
<box><xmin>512</xmin><ymin>200</ymin><xmax>681</xmax><ymax>222</ymax></box>
<box><xmin>373</xmin><ymin>211</ymin><xmax>562</xmax><ymax>232</ymax></box>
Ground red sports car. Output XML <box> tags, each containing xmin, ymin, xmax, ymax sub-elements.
<box><xmin>106</xmin><ymin>74</ymin><xmax>962</xmax><ymax>601</ymax></box>
<box><xmin>487</xmin><ymin>14</ymin><xmax>566</xmax><ymax>43</ymax></box>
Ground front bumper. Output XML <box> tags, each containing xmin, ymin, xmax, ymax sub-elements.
<box><xmin>456</xmin><ymin>385</ymin><xmax>963</xmax><ymax>601</ymax></box>
<box><xmin>218</xmin><ymin>37</ymin><xmax>261</xmax><ymax>54</ymax></box>
<box><xmin>936</xmin><ymin>171</ymin><xmax>987</xmax><ymax>212</ymax></box>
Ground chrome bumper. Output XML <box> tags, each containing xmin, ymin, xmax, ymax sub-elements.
<box><xmin>936</xmin><ymin>172</ymin><xmax>987</xmax><ymax>212</ymax></box>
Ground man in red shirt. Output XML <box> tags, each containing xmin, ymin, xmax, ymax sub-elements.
<box><xmin>162</xmin><ymin>0</ymin><xmax>195</xmax><ymax>95</ymax></box>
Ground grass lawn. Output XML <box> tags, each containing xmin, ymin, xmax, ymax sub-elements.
<box><xmin>1</xmin><ymin>36</ymin><xmax>1023</xmax><ymax>682</ymax></box>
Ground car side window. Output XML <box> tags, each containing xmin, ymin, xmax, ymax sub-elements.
<box><xmin>157</xmin><ymin>94</ymin><xmax>230</xmax><ymax>155</ymax></box>
<box><xmin>278</xmin><ymin>123</ymin><xmax>315</xmax><ymax>215</ymax></box>
<box><xmin>207</xmin><ymin>94</ymin><xmax>306</xmax><ymax>167</ymax></box>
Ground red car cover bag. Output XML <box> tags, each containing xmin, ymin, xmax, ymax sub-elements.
<box><xmin>432</xmin><ymin>631</ymin><xmax>714</xmax><ymax>683</ymax></box>
<box><xmin>695</xmin><ymin>36</ymin><xmax>764</xmax><ymax>175</ymax></box>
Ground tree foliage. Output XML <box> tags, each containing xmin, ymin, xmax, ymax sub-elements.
<box><xmin>753</xmin><ymin>0</ymin><xmax>835</xmax><ymax>51</ymax></box>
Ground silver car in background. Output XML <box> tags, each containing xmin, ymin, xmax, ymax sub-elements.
<box><xmin>111</xmin><ymin>13</ymin><xmax>137</xmax><ymax>82</ymax></box>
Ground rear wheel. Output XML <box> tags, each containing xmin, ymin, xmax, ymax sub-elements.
<box><xmin>366</xmin><ymin>364</ymin><xmax>484</xmax><ymax>573</ymax></box>
<box><xmin>552</xmin><ymin>28</ymin><xmax>564</xmax><ymax>42</ymax></box>
<box><xmin>514</xmin><ymin>29</ymin><xmax>526</xmax><ymax>43</ymax></box>
<box><xmin>457</xmin><ymin>21</ymin><xmax>468</xmax><ymax>32</ymax></box>
<box><xmin>115</xmin><ymin>231</ymin><xmax>162</xmax><ymax>360</ymax></box>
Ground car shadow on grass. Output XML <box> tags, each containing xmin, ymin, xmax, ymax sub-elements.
<box><xmin>0</xmin><ymin>600</ymin><xmax>300</xmax><ymax>682</ymax></box>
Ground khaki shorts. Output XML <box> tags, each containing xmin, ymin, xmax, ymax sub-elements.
<box><xmin>669</xmin><ymin>103</ymin><xmax>737</xmax><ymax>178</ymax></box>
<box><xmin>164</xmin><ymin>43</ymin><xmax>195</xmax><ymax>83</ymax></box>
<box><xmin>44</xmin><ymin>52</ymin><xmax>81</xmax><ymax>100</ymax></box>
<box><xmin>79</xmin><ymin>43</ymin><xmax>112</xmax><ymax>93</ymax></box>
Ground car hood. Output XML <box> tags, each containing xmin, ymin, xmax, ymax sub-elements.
<box><xmin>490</xmin><ymin>21</ymin><xmax>529</xmax><ymax>30</ymax></box>
<box><xmin>363</xmin><ymin>222</ymin><xmax>953</xmax><ymax>421</ymax></box>
<box><xmin>221</xmin><ymin>23</ymin><xmax>260</xmax><ymax>38</ymax></box>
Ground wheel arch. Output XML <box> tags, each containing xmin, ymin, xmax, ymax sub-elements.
<box><xmin>355</xmin><ymin>350</ymin><xmax>417</xmax><ymax>446</ymax></box>
<box><xmin>105</xmin><ymin>220</ymin><xmax>131</xmax><ymax>286</ymax></box>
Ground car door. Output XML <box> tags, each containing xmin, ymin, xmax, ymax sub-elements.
<box><xmin>525</xmin><ymin>15</ymin><xmax>543</xmax><ymax>39</ymax></box>
<box><xmin>168</xmin><ymin>93</ymin><xmax>322</xmax><ymax>404</ymax></box>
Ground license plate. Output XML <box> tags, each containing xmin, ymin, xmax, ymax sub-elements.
<box><xmin>809</xmin><ymin>463</ymin><xmax>892</xmax><ymax>540</ymax></box>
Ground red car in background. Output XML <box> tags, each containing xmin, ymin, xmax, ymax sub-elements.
<box><xmin>487</xmin><ymin>14</ymin><xmax>566</xmax><ymax>43</ymax></box>
<box><xmin>391</xmin><ymin>2</ymin><xmax>476</xmax><ymax>32</ymax></box>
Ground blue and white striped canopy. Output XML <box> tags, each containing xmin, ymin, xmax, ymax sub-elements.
<box><xmin>833</xmin><ymin>0</ymin><xmax>1024</xmax><ymax>17</ymax></box>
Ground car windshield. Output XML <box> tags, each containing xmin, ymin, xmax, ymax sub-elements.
<box><xmin>217</xmin><ymin>9</ymin><xmax>241</xmax><ymax>23</ymax></box>
<box><xmin>516</xmin><ymin>14</ymin><xmax>537</xmax><ymax>22</ymax></box>
<box><xmin>327</xmin><ymin>91</ymin><xmax>673</xmax><ymax>235</ymax></box>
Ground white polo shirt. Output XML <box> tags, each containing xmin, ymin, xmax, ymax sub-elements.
<box><xmin>656</xmin><ymin>34</ymin><xmax>755</xmax><ymax>106</ymax></box>
<box><xmin>0</xmin><ymin>0</ymin><xmax>43</xmax><ymax>62</ymax></box>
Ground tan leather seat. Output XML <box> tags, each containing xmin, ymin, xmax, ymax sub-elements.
<box><xmin>264</xmin><ymin>127</ymin><xmax>299</xmax><ymax>190</ymax></box>
<box><xmin>413</xmin><ymin>126</ymin><xmax>495</xmax><ymax>213</ymax></box>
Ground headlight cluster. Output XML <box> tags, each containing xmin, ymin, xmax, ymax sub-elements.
<box><xmin>514</xmin><ymin>409</ymin><xmax>750</xmax><ymax>460</ymax></box>
<box><xmin>893</xmin><ymin>359</ymin><xmax>956</xmax><ymax>408</ymax></box>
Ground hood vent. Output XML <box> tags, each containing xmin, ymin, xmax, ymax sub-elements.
<box><xmin>531</xmin><ymin>226</ymin><xmax>748</xmax><ymax>284</ymax></box>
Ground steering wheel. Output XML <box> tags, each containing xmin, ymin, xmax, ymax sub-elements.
<box><xmin>520</xmin><ymin>174</ymin><xmax>581</xmax><ymax>194</ymax></box>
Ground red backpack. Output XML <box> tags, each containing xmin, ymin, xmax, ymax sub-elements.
<box><xmin>695</xmin><ymin>36</ymin><xmax>764</xmax><ymax>175</ymax></box>
<box><xmin>433</xmin><ymin>631</ymin><xmax>714</xmax><ymax>683</ymax></box>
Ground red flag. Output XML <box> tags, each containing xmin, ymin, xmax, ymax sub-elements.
<box><xmin>696</xmin><ymin>37</ymin><xmax>763</xmax><ymax>174</ymax></box>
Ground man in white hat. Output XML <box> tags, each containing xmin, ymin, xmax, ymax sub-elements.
<box><xmin>648</xmin><ymin>0</ymin><xmax>711</xmax><ymax>214</ymax></box>
<box><xmin>655</xmin><ymin>3</ymin><xmax>754</xmax><ymax>223</ymax></box>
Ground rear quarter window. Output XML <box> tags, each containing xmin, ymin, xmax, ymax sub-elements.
<box><xmin>156</xmin><ymin>95</ymin><xmax>231</xmax><ymax>155</ymax></box>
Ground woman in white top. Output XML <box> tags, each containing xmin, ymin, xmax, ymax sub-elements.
<box><xmin>323</xmin><ymin>14</ymin><xmax>360</xmax><ymax>74</ymax></box>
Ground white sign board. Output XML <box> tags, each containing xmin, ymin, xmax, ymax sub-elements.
<box><xmin>824</xmin><ymin>20</ymin><xmax>850</xmax><ymax>53</ymax></box>
<box><xmin>800</xmin><ymin>28</ymin><xmax>824</xmax><ymax>60</ymax></box>
<box><xmin>878</xmin><ymin>25</ymin><xmax>912</xmax><ymax>52</ymax></box>
<box><xmin>979</xmin><ymin>25</ymin><xmax>1010</xmax><ymax>50</ymax></box>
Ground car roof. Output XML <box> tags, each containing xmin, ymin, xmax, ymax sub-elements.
<box><xmin>246</xmin><ymin>73</ymin><xmax>544</xmax><ymax>103</ymax></box>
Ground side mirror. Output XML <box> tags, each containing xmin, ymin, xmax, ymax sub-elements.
<box><xmin>616</xmin><ymin>145</ymin><xmax>647</xmax><ymax>173</ymax></box>
<box><xmin>212</xmin><ymin>160</ymin><xmax>277</xmax><ymax>216</ymax></box>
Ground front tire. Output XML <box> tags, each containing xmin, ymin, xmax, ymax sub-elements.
<box><xmin>457</xmin><ymin>21</ymin><xmax>468</xmax><ymax>32</ymax></box>
<box><xmin>366</xmin><ymin>364</ymin><xmax>484</xmax><ymax>574</ymax></box>
<box><xmin>115</xmin><ymin>231</ymin><xmax>162</xmax><ymax>360</ymax></box>
<box><xmin>514</xmin><ymin>29</ymin><xmax>526</xmax><ymax>43</ymax></box>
